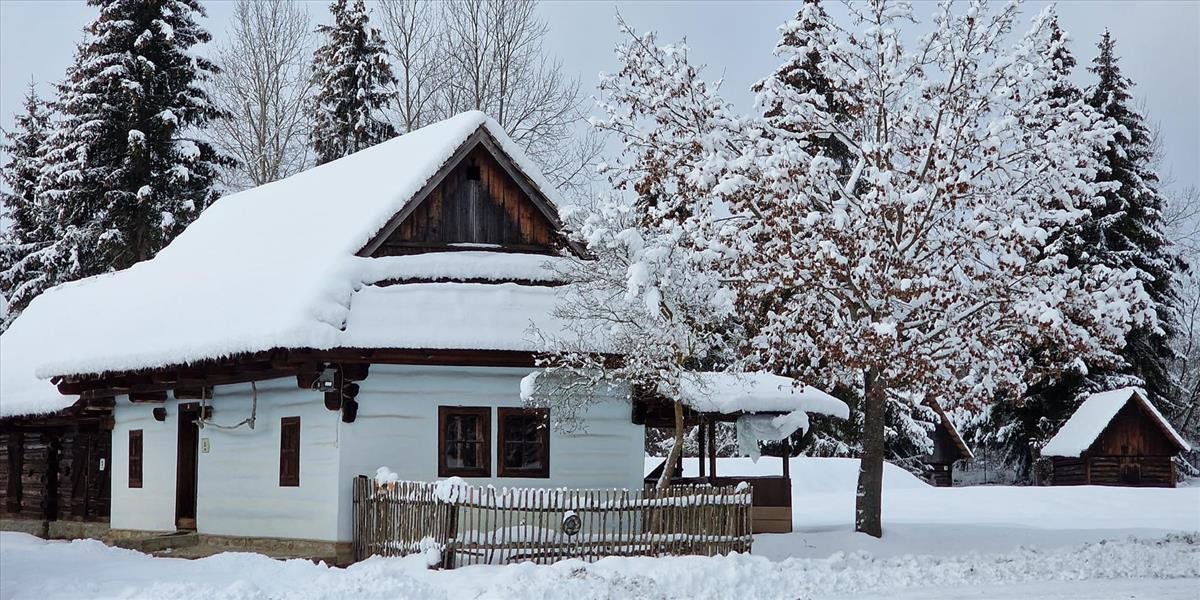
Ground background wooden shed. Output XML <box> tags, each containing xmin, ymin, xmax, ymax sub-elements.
<box><xmin>1040</xmin><ymin>388</ymin><xmax>1190</xmax><ymax>487</ymax></box>
<box><xmin>921</xmin><ymin>399</ymin><xmax>973</xmax><ymax>487</ymax></box>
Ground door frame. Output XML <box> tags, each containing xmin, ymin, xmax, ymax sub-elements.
<box><xmin>175</xmin><ymin>403</ymin><xmax>201</xmax><ymax>530</ymax></box>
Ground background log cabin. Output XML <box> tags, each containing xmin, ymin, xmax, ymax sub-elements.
<box><xmin>921</xmin><ymin>400</ymin><xmax>973</xmax><ymax>487</ymax></box>
<box><xmin>1041</xmin><ymin>388</ymin><xmax>1189</xmax><ymax>487</ymax></box>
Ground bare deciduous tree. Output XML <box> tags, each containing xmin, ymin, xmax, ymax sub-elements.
<box><xmin>378</xmin><ymin>0</ymin><xmax>442</xmax><ymax>132</ymax></box>
<box><xmin>377</xmin><ymin>0</ymin><xmax>601</xmax><ymax>197</ymax></box>
<box><xmin>210</xmin><ymin>0</ymin><xmax>314</xmax><ymax>190</ymax></box>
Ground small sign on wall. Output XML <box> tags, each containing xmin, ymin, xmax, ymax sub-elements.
<box><xmin>200</xmin><ymin>437</ymin><xmax>211</xmax><ymax>453</ymax></box>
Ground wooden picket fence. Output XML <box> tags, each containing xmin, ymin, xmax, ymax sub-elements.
<box><xmin>351</xmin><ymin>476</ymin><xmax>753</xmax><ymax>567</ymax></box>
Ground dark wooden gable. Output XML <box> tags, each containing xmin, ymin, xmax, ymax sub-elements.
<box><xmin>359</xmin><ymin>128</ymin><xmax>582</xmax><ymax>257</ymax></box>
<box><xmin>1086</xmin><ymin>398</ymin><xmax>1184</xmax><ymax>458</ymax></box>
<box><xmin>926</xmin><ymin>421</ymin><xmax>966</xmax><ymax>464</ymax></box>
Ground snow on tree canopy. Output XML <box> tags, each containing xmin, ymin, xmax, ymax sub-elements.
<box><xmin>0</xmin><ymin>111</ymin><xmax>572</xmax><ymax>418</ymax></box>
<box><xmin>1040</xmin><ymin>387</ymin><xmax>1191</xmax><ymax>457</ymax></box>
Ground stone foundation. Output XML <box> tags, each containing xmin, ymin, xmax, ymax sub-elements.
<box><xmin>0</xmin><ymin>518</ymin><xmax>47</xmax><ymax>537</ymax></box>
<box><xmin>48</xmin><ymin>520</ymin><xmax>110</xmax><ymax>540</ymax></box>
<box><xmin>1</xmin><ymin>518</ymin><xmax>110</xmax><ymax>540</ymax></box>
<box><xmin>198</xmin><ymin>534</ymin><xmax>353</xmax><ymax>566</ymax></box>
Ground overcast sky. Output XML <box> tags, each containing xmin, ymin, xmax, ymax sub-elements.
<box><xmin>1</xmin><ymin>0</ymin><xmax>1197</xmax><ymax>192</ymax></box>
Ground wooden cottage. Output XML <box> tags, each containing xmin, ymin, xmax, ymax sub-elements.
<box><xmin>921</xmin><ymin>399</ymin><xmax>973</xmax><ymax>487</ymax></box>
<box><xmin>0</xmin><ymin>112</ymin><xmax>846</xmax><ymax>562</ymax></box>
<box><xmin>1040</xmin><ymin>387</ymin><xmax>1190</xmax><ymax>487</ymax></box>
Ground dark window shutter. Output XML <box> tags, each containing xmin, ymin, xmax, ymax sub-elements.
<box><xmin>279</xmin><ymin>417</ymin><xmax>301</xmax><ymax>487</ymax></box>
<box><xmin>128</xmin><ymin>430</ymin><xmax>143</xmax><ymax>488</ymax></box>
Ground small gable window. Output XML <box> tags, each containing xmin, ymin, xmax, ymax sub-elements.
<box><xmin>498</xmin><ymin>407</ymin><xmax>549</xmax><ymax>478</ymax></box>
<box><xmin>439</xmin><ymin>406</ymin><xmax>490</xmax><ymax>477</ymax></box>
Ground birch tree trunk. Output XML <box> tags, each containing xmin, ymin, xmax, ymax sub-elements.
<box><xmin>656</xmin><ymin>400</ymin><xmax>686</xmax><ymax>489</ymax></box>
<box><xmin>855</xmin><ymin>368</ymin><xmax>886</xmax><ymax>537</ymax></box>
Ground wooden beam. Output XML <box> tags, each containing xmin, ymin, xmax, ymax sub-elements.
<box><xmin>129</xmin><ymin>391</ymin><xmax>167</xmax><ymax>403</ymax></box>
<box><xmin>708</xmin><ymin>421</ymin><xmax>717</xmax><ymax>478</ymax></box>
<box><xmin>173</xmin><ymin>387</ymin><xmax>213</xmax><ymax>400</ymax></box>
<box><xmin>374</xmin><ymin>275</ymin><xmax>566</xmax><ymax>287</ymax></box>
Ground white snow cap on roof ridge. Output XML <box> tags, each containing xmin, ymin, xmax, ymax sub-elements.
<box><xmin>1040</xmin><ymin>387</ymin><xmax>1191</xmax><ymax>457</ymax></box>
<box><xmin>0</xmin><ymin>111</ymin><xmax>565</xmax><ymax>418</ymax></box>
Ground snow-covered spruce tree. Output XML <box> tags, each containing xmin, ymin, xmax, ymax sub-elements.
<box><xmin>11</xmin><ymin>0</ymin><xmax>226</xmax><ymax>316</ymax></box>
<box><xmin>310</xmin><ymin>0</ymin><xmax>397</xmax><ymax>165</ymax></box>
<box><xmin>1081</xmin><ymin>31</ymin><xmax>1183</xmax><ymax>411</ymax></box>
<box><xmin>978</xmin><ymin>30</ymin><xmax>1188</xmax><ymax>478</ymax></box>
<box><xmin>965</xmin><ymin>14</ymin><xmax>1105</xmax><ymax>478</ymax></box>
<box><xmin>0</xmin><ymin>81</ymin><xmax>53</xmax><ymax>326</ymax></box>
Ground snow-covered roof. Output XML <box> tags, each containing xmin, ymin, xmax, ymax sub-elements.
<box><xmin>340</xmin><ymin>282</ymin><xmax>568</xmax><ymax>351</ymax></box>
<box><xmin>361</xmin><ymin>251</ymin><xmax>571</xmax><ymax>285</ymax></box>
<box><xmin>678</xmin><ymin>372</ymin><xmax>850</xmax><ymax>418</ymax></box>
<box><xmin>1040</xmin><ymin>387</ymin><xmax>1191</xmax><ymax>457</ymax></box>
<box><xmin>923</xmin><ymin>398</ymin><xmax>974</xmax><ymax>460</ymax></box>
<box><xmin>0</xmin><ymin>111</ymin><xmax>571</xmax><ymax>418</ymax></box>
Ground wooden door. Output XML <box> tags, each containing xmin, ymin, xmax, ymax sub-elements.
<box><xmin>1118</xmin><ymin>458</ymin><xmax>1142</xmax><ymax>486</ymax></box>
<box><xmin>175</xmin><ymin>404</ymin><xmax>200</xmax><ymax>529</ymax></box>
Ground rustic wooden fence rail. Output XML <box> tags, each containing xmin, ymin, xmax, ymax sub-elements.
<box><xmin>351</xmin><ymin>476</ymin><xmax>753</xmax><ymax>567</ymax></box>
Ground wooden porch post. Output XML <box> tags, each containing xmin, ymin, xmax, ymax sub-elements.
<box><xmin>708</xmin><ymin>421</ymin><xmax>717</xmax><ymax>479</ymax></box>
<box><xmin>698</xmin><ymin>415</ymin><xmax>707</xmax><ymax>479</ymax></box>
<box><xmin>782</xmin><ymin>436</ymin><xmax>791</xmax><ymax>479</ymax></box>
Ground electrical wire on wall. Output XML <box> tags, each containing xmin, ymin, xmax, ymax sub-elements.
<box><xmin>197</xmin><ymin>380</ymin><xmax>258</xmax><ymax>430</ymax></box>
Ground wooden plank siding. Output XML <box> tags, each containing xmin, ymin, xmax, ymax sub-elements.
<box><xmin>1050</xmin><ymin>401</ymin><xmax>1181</xmax><ymax>487</ymax></box>
<box><xmin>374</xmin><ymin>147</ymin><xmax>558</xmax><ymax>256</ymax></box>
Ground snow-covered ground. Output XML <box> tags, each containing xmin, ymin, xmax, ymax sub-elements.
<box><xmin>2</xmin><ymin>457</ymin><xmax>1197</xmax><ymax>600</ymax></box>
<box><xmin>672</xmin><ymin>456</ymin><xmax>1200</xmax><ymax>560</ymax></box>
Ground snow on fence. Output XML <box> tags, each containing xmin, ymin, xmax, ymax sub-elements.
<box><xmin>351</xmin><ymin>476</ymin><xmax>753</xmax><ymax>567</ymax></box>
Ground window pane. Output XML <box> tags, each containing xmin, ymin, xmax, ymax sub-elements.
<box><xmin>523</xmin><ymin>442</ymin><xmax>542</xmax><ymax>469</ymax></box>
<box><xmin>464</xmin><ymin>441</ymin><xmax>480</xmax><ymax>468</ymax></box>
<box><xmin>500</xmin><ymin>410</ymin><xmax>546</xmax><ymax>475</ymax></box>
<box><xmin>448</xmin><ymin>414</ymin><xmax>479</xmax><ymax>443</ymax></box>
<box><xmin>439</xmin><ymin>407</ymin><xmax>490</xmax><ymax>477</ymax></box>
<box><xmin>500</xmin><ymin>441</ymin><xmax>542</xmax><ymax>471</ymax></box>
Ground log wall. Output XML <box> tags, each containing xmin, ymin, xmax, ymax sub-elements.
<box><xmin>1049</xmin><ymin>400</ymin><xmax>1181</xmax><ymax>487</ymax></box>
<box><xmin>0</xmin><ymin>424</ymin><xmax>110</xmax><ymax>522</ymax></box>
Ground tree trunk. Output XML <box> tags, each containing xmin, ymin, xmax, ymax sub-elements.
<box><xmin>656</xmin><ymin>400</ymin><xmax>686</xmax><ymax>489</ymax></box>
<box><xmin>855</xmin><ymin>368</ymin><xmax>886</xmax><ymax>538</ymax></box>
